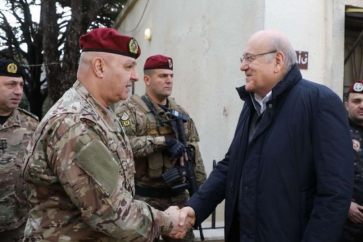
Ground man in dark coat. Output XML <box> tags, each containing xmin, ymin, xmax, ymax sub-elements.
<box><xmin>179</xmin><ymin>30</ymin><xmax>354</xmax><ymax>242</ymax></box>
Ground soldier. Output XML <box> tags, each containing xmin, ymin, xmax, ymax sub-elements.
<box><xmin>341</xmin><ymin>80</ymin><xmax>363</xmax><ymax>242</ymax></box>
<box><xmin>115</xmin><ymin>55</ymin><xmax>207</xmax><ymax>242</ymax></box>
<box><xmin>0</xmin><ymin>59</ymin><xmax>39</xmax><ymax>242</ymax></box>
<box><xmin>22</xmin><ymin>28</ymin><xmax>193</xmax><ymax>242</ymax></box>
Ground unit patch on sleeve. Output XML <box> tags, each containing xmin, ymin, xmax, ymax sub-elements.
<box><xmin>120</xmin><ymin>111</ymin><xmax>131</xmax><ymax>127</ymax></box>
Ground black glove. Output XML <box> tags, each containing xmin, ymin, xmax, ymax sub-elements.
<box><xmin>165</xmin><ymin>136</ymin><xmax>186</xmax><ymax>159</ymax></box>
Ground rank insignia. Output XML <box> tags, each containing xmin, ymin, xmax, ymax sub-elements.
<box><xmin>129</xmin><ymin>38</ymin><xmax>139</xmax><ymax>55</ymax></box>
<box><xmin>353</xmin><ymin>139</ymin><xmax>360</xmax><ymax>150</ymax></box>
<box><xmin>122</xmin><ymin>120</ymin><xmax>131</xmax><ymax>127</ymax></box>
<box><xmin>7</xmin><ymin>63</ymin><xmax>18</xmax><ymax>74</ymax></box>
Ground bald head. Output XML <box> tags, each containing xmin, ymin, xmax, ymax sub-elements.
<box><xmin>248</xmin><ymin>30</ymin><xmax>296</xmax><ymax>72</ymax></box>
<box><xmin>241</xmin><ymin>30</ymin><xmax>297</xmax><ymax>97</ymax></box>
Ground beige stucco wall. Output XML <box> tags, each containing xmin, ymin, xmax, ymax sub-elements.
<box><xmin>115</xmin><ymin>0</ymin><xmax>359</xmax><ymax>224</ymax></box>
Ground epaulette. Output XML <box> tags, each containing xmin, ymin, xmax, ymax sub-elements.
<box><xmin>17</xmin><ymin>108</ymin><xmax>39</xmax><ymax>121</ymax></box>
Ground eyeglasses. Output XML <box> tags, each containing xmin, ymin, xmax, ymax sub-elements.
<box><xmin>240</xmin><ymin>51</ymin><xmax>277</xmax><ymax>64</ymax></box>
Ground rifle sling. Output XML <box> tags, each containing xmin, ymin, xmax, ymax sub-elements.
<box><xmin>141</xmin><ymin>95</ymin><xmax>164</xmax><ymax>127</ymax></box>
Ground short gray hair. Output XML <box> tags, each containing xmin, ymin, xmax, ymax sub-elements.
<box><xmin>265</xmin><ymin>36</ymin><xmax>297</xmax><ymax>72</ymax></box>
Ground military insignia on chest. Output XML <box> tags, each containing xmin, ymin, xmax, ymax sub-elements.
<box><xmin>353</xmin><ymin>139</ymin><xmax>360</xmax><ymax>151</ymax></box>
<box><xmin>120</xmin><ymin>112</ymin><xmax>131</xmax><ymax>127</ymax></box>
<box><xmin>0</xmin><ymin>138</ymin><xmax>7</xmax><ymax>153</ymax></box>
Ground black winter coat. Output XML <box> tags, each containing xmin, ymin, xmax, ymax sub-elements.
<box><xmin>187</xmin><ymin>65</ymin><xmax>354</xmax><ymax>242</ymax></box>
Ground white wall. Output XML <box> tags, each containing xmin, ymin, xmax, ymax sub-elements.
<box><xmin>115</xmin><ymin>0</ymin><xmax>356</xmax><ymax>223</ymax></box>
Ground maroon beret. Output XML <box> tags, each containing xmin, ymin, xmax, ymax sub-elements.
<box><xmin>144</xmin><ymin>55</ymin><xmax>173</xmax><ymax>70</ymax></box>
<box><xmin>79</xmin><ymin>28</ymin><xmax>141</xmax><ymax>59</ymax></box>
<box><xmin>0</xmin><ymin>59</ymin><xmax>26</xmax><ymax>79</ymax></box>
<box><xmin>348</xmin><ymin>81</ymin><xmax>363</xmax><ymax>94</ymax></box>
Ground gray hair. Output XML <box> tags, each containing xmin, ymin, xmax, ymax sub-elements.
<box><xmin>265</xmin><ymin>35</ymin><xmax>297</xmax><ymax>72</ymax></box>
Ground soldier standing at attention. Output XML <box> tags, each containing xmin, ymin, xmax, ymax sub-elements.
<box><xmin>341</xmin><ymin>80</ymin><xmax>363</xmax><ymax>242</ymax></box>
<box><xmin>22</xmin><ymin>28</ymin><xmax>194</xmax><ymax>242</ymax></box>
<box><xmin>115</xmin><ymin>55</ymin><xmax>207</xmax><ymax>242</ymax></box>
<box><xmin>0</xmin><ymin>59</ymin><xmax>39</xmax><ymax>242</ymax></box>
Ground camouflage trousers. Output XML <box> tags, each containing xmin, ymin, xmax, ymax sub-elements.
<box><xmin>0</xmin><ymin>223</ymin><xmax>26</xmax><ymax>242</ymax></box>
<box><xmin>135</xmin><ymin>194</ymin><xmax>195</xmax><ymax>242</ymax></box>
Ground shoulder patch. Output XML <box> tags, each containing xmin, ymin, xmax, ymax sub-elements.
<box><xmin>120</xmin><ymin>111</ymin><xmax>131</xmax><ymax>127</ymax></box>
<box><xmin>75</xmin><ymin>138</ymin><xmax>119</xmax><ymax>197</ymax></box>
<box><xmin>120</xmin><ymin>111</ymin><xmax>130</xmax><ymax>121</ymax></box>
<box><xmin>17</xmin><ymin>108</ymin><xmax>39</xmax><ymax>121</ymax></box>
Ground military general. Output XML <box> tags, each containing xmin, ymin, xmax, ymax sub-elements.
<box><xmin>22</xmin><ymin>28</ymin><xmax>193</xmax><ymax>242</ymax></box>
<box><xmin>0</xmin><ymin>59</ymin><xmax>39</xmax><ymax>242</ymax></box>
<box><xmin>115</xmin><ymin>55</ymin><xmax>206</xmax><ymax>242</ymax></box>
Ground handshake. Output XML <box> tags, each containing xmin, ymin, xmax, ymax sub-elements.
<box><xmin>164</xmin><ymin>206</ymin><xmax>196</xmax><ymax>239</ymax></box>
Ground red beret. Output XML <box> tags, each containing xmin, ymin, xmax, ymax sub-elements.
<box><xmin>79</xmin><ymin>28</ymin><xmax>141</xmax><ymax>59</ymax></box>
<box><xmin>144</xmin><ymin>55</ymin><xmax>173</xmax><ymax>70</ymax></box>
<box><xmin>348</xmin><ymin>81</ymin><xmax>363</xmax><ymax>94</ymax></box>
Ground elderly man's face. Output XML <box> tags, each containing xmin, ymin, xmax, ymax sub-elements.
<box><xmin>103</xmin><ymin>55</ymin><xmax>139</xmax><ymax>104</ymax></box>
<box><xmin>345</xmin><ymin>92</ymin><xmax>363</xmax><ymax>125</ymax></box>
<box><xmin>240</xmin><ymin>39</ymin><xmax>277</xmax><ymax>97</ymax></box>
<box><xmin>0</xmin><ymin>75</ymin><xmax>24</xmax><ymax>116</ymax></box>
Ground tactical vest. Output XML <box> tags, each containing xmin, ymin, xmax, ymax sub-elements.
<box><xmin>350</xmin><ymin>120</ymin><xmax>363</xmax><ymax>204</ymax></box>
<box><xmin>130</xmin><ymin>95</ymin><xmax>188</xmax><ymax>180</ymax></box>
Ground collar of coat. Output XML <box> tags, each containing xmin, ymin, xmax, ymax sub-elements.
<box><xmin>236</xmin><ymin>64</ymin><xmax>302</xmax><ymax>102</ymax></box>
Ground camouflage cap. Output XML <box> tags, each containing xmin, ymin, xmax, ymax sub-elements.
<box><xmin>0</xmin><ymin>59</ymin><xmax>26</xmax><ymax>79</ymax></box>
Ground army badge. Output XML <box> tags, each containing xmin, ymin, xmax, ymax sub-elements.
<box><xmin>7</xmin><ymin>63</ymin><xmax>18</xmax><ymax>74</ymax></box>
<box><xmin>129</xmin><ymin>38</ymin><xmax>139</xmax><ymax>55</ymax></box>
<box><xmin>120</xmin><ymin>112</ymin><xmax>131</xmax><ymax>127</ymax></box>
<box><xmin>353</xmin><ymin>139</ymin><xmax>360</xmax><ymax>151</ymax></box>
<box><xmin>353</xmin><ymin>82</ymin><xmax>363</xmax><ymax>92</ymax></box>
<box><xmin>168</xmin><ymin>59</ymin><xmax>173</xmax><ymax>69</ymax></box>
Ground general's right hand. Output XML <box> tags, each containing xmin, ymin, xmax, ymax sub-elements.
<box><xmin>164</xmin><ymin>206</ymin><xmax>192</xmax><ymax>239</ymax></box>
<box><xmin>348</xmin><ymin>202</ymin><xmax>363</xmax><ymax>223</ymax></box>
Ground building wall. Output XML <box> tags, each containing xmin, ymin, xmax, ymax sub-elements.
<box><xmin>115</xmin><ymin>0</ymin><xmax>360</xmax><ymax>223</ymax></box>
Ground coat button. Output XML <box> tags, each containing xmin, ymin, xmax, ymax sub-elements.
<box><xmin>244</xmin><ymin>186</ymin><xmax>249</xmax><ymax>192</ymax></box>
<box><xmin>268</xmin><ymin>104</ymin><xmax>273</xmax><ymax>108</ymax></box>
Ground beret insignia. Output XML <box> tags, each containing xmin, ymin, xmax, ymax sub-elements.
<box><xmin>7</xmin><ymin>63</ymin><xmax>18</xmax><ymax>74</ymax></box>
<box><xmin>353</xmin><ymin>83</ymin><xmax>363</xmax><ymax>92</ymax></box>
<box><xmin>129</xmin><ymin>38</ymin><xmax>139</xmax><ymax>55</ymax></box>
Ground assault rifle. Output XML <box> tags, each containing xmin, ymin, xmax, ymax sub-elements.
<box><xmin>162</xmin><ymin>110</ymin><xmax>204</xmax><ymax>241</ymax></box>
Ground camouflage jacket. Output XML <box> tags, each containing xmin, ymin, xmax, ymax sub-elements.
<box><xmin>0</xmin><ymin>108</ymin><xmax>38</xmax><ymax>232</ymax></box>
<box><xmin>22</xmin><ymin>81</ymin><xmax>172</xmax><ymax>242</ymax></box>
<box><xmin>114</xmin><ymin>94</ymin><xmax>206</xmax><ymax>190</ymax></box>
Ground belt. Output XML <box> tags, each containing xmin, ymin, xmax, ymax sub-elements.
<box><xmin>135</xmin><ymin>185</ymin><xmax>185</xmax><ymax>198</ymax></box>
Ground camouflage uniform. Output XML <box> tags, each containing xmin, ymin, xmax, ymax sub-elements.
<box><xmin>22</xmin><ymin>81</ymin><xmax>173</xmax><ymax>242</ymax></box>
<box><xmin>115</xmin><ymin>94</ymin><xmax>207</xmax><ymax>242</ymax></box>
<box><xmin>0</xmin><ymin>108</ymin><xmax>38</xmax><ymax>242</ymax></box>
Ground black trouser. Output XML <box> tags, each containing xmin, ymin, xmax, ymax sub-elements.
<box><xmin>340</xmin><ymin>220</ymin><xmax>363</xmax><ymax>242</ymax></box>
